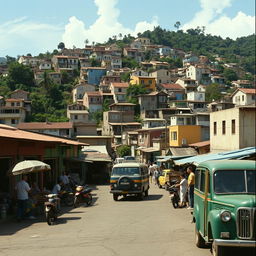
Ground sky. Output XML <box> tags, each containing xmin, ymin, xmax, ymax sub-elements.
<box><xmin>0</xmin><ymin>0</ymin><xmax>255</xmax><ymax>57</ymax></box>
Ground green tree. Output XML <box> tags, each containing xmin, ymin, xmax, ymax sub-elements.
<box><xmin>205</xmin><ymin>83</ymin><xmax>222</xmax><ymax>102</ymax></box>
<box><xmin>126</xmin><ymin>84</ymin><xmax>148</xmax><ymax>104</ymax></box>
<box><xmin>174</xmin><ymin>21</ymin><xmax>181</xmax><ymax>30</ymax></box>
<box><xmin>120</xmin><ymin>72</ymin><xmax>131</xmax><ymax>82</ymax></box>
<box><xmin>57</xmin><ymin>42</ymin><xmax>65</xmax><ymax>50</ymax></box>
<box><xmin>223</xmin><ymin>68</ymin><xmax>238</xmax><ymax>83</ymax></box>
<box><xmin>116</xmin><ymin>145</ymin><xmax>131</xmax><ymax>157</ymax></box>
<box><xmin>7</xmin><ymin>62</ymin><xmax>35</xmax><ymax>91</ymax></box>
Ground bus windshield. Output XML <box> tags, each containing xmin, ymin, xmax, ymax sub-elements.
<box><xmin>112</xmin><ymin>167</ymin><xmax>140</xmax><ymax>176</ymax></box>
<box><xmin>214</xmin><ymin>170</ymin><xmax>255</xmax><ymax>194</ymax></box>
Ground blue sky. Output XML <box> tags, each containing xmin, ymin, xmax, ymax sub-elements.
<box><xmin>0</xmin><ymin>0</ymin><xmax>255</xmax><ymax>57</ymax></box>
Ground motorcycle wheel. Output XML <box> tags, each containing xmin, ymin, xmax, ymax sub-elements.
<box><xmin>86</xmin><ymin>194</ymin><xmax>93</xmax><ymax>206</ymax></box>
<box><xmin>171</xmin><ymin>198</ymin><xmax>179</xmax><ymax>209</ymax></box>
<box><xmin>74</xmin><ymin>197</ymin><xmax>80</xmax><ymax>208</ymax></box>
<box><xmin>46</xmin><ymin>211</ymin><xmax>54</xmax><ymax>225</ymax></box>
<box><xmin>65</xmin><ymin>194</ymin><xmax>74</xmax><ymax>207</ymax></box>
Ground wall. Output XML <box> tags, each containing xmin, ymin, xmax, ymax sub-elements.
<box><xmin>169</xmin><ymin>125</ymin><xmax>201</xmax><ymax>147</ymax></box>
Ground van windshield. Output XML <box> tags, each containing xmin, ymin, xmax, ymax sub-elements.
<box><xmin>112</xmin><ymin>167</ymin><xmax>140</xmax><ymax>176</ymax></box>
<box><xmin>214</xmin><ymin>170</ymin><xmax>255</xmax><ymax>194</ymax></box>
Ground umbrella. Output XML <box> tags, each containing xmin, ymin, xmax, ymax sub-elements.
<box><xmin>11</xmin><ymin>160</ymin><xmax>51</xmax><ymax>176</ymax></box>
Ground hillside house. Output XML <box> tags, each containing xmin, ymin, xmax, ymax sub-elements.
<box><xmin>158</xmin><ymin>83</ymin><xmax>185</xmax><ymax>100</ymax></box>
<box><xmin>149</xmin><ymin>69</ymin><xmax>171</xmax><ymax>85</ymax></box>
<box><xmin>83</xmin><ymin>91</ymin><xmax>103</xmax><ymax>112</ymax></box>
<box><xmin>72</xmin><ymin>83</ymin><xmax>96</xmax><ymax>102</ymax></box>
<box><xmin>231</xmin><ymin>88</ymin><xmax>256</xmax><ymax>106</ymax></box>
<box><xmin>109</xmin><ymin>82</ymin><xmax>129</xmax><ymax>103</ymax></box>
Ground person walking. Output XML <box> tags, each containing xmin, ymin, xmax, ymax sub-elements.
<box><xmin>187</xmin><ymin>166</ymin><xmax>195</xmax><ymax>209</ymax></box>
<box><xmin>148</xmin><ymin>163</ymin><xmax>154</xmax><ymax>183</ymax></box>
<box><xmin>153</xmin><ymin>167</ymin><xmax>160</xmax><ymax>186</ymax></box>
<box><xmin>15</xmin><ymin>175</ymin><xmax>35</xmax><ymax>221</ymax></box>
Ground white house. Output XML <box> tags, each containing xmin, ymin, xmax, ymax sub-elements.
<box><xmin>231</xmin><ymin>88</ymin><xmax>256</xmax><ymax>106</ymax></box>
<box><xmin>187</xmin><ymin>91</ymin><xmax>205</xmax><ymax>102</ymax></box>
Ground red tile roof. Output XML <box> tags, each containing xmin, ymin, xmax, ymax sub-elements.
<box><xmin>85</xmin><ymin>91</ymin><xmax>102</xmax><ymax>96</ymax></box>
<box><xmin>111</xmin><ymin>82</ymin><xmax>129</xmax><ymax>88</ymax></box>
<box><xmin>238</xmin><ymin>88</ymin><xmax>256</xmax><ymax>94</ymax></box>
<box><xmin>17</xmin><ymin>122</ymin><xmax>73</xmax><ymax>130</ymax></box>
<box><xmin>160</xmin><ymin>83</ymin><xmax>184</xmax><ymax>90</ymax></box>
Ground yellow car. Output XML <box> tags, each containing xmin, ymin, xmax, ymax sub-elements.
<box><xmin>158</xmin><ymin>169</ymin><xmax>181</xmax><ymax>189</ymax></box>
<box><xmin>158</xmin><ymin>169</ymin><xmax>171</xmax><ymax>189</ymax></box>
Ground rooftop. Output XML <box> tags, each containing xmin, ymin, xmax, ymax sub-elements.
<box><xmin>17</xmin><ymin>122</ymin><xmax>73</xmax><ymax>130</ymax></box>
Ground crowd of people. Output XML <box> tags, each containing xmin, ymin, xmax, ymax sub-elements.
<box><xmin>15</xmin><ymin>171</ymin><xmax>72</xmax><ymax>222</ymax></box>
<box><xmin>147</xmin><ymin>161</ymin><xmax>195</xmax><ymax>210</ymax></box>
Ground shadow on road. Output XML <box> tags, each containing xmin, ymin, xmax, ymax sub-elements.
<box><xmin>57</xmin><ymin>216</ymin><xmax>81</xmax><ymax>224</ymax></box>
<box><xmin>117</xmin><ymin>194</ymin><xmax>163</xmax><ymax>202</ymax></box>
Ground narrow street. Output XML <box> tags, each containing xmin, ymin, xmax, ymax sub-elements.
<box><xmin>0</xmin><ymin>185</ymin><xmax>213</xmax><ymax>256</ymax></box>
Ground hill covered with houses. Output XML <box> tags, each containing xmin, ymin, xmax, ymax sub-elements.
<box><xmin>0</xmin><ymin>27</ymin><xmax>255</xmax><ymax>157</ymax></box>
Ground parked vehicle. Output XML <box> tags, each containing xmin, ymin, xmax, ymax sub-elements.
<box><xmin>110</xmin><ymin>162</ymin><xmax>150</xmax><ymax>201</ymax></box>
<box><xmin>158</xmin><ymin>169</ymin><xmax>181</xmax><ymax>190</ymax></box>
<box><xmin>168</xmin><ymin>184</ymin><xmax>180</xmax><ymax>208</ymax></box>
<box><xmin>193</xmin><ymin>160</ymin><xmax>256</xmax><ymax>256</ymax></box>
<box><xmin>60</xmin><ymin>189</ymin><xmax>74</xmax><ymax>207</ymax></box>
<box><xmin>74</xmin><ymin>185</ymin><xmax>92</xmax><ymax>207</ymax></box>
<box><xmin>123</xmin><ymin>156</ymin><xmax>136</xmax><ymax>161</ymax></box>
<box><xmin>44</xmin><ymin>194</ymin><xmax>59</xmax><ymax>225</ymax></box>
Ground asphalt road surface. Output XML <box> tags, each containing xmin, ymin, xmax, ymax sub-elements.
<box><xmin>0</xmin><ymin>185</ymin><xmax>253</xmax><ymax>256</ymax></box>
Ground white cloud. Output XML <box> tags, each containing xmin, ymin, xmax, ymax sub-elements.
<box><xmin>62</xmin><ymin>0</ymin><xmax>158</xmax><ymax>48</ymax></box>
<box><xmin>0</xmin><ymin>17</ymin><xmax>63</xmax><ymax>56</ymax></box>
<box><xmin>182</xmin><ymin>0</ymin><xmax>255</xmax><ymax>39</ymax></box>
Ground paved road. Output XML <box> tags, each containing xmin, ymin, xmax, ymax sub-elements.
<box><xmin>0</xmin><ymin>185</ymin><xmax>213</xmax><ymax>256</ymax></box>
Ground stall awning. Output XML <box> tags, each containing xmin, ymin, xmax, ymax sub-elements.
<box><xmin>174</xmin><ymin>147</ymin><xmax>256</xmax><ymax>166</ymax></box>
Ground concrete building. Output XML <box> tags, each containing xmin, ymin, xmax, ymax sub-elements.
<box><xmin>149</xmin><ymin>69</ymin><xmax>171</xmax><ymax>85</ymax></box>
<box><xmin>210</xmin><ymin>106</ymin><xmax>256</xmax><ymax>152</ymax></box>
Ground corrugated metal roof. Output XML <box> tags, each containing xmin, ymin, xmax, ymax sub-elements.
<box><xmin>174</xmin><ymin>147</ymin><xmax>256</xmax><ymax>166</ymax></box>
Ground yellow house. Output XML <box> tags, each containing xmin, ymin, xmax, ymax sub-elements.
<box><xmin>169</xmin><ymin>125</ymin><xmax>201</xmax><ymax>147</ymax></box>
<box><xmin>130</xmin><ymin>75</ymin><xmax>156</xmax><ymax>91</ymax></box>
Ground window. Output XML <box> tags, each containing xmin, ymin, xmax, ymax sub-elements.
<box><xmin>232</xmin><ymin>119</ymin><xmax>235</xmax><ymax>134</ymax></box>
<box><xmin>213</xmin><ymin>122</ymin><xmax>217</xmax><ymax>135</ymax></box>
<box><xmin>195</xmin><ymin>170</ymin><xmax>200</xmax><ymax>190</ymax></box>
<box><xmin>11</xmin><ymin>119</ymin><xmax>16</xmax><ymax>124</ymax></box>
<box><xmin>171</xmin><ymin>131</ymin><xmax>177</xmax><ymax>140</ymax></box>
<box><xmin>74</xmin><ymin>115</ymin><xmax>78</xmax><ymax>120</ymax></box>
<box><xmin>11</xmin><ymin>103</ymin><xmax>14</xmax><ymax>106</ymax></box>
<box><xmin>118</xmin><ymin>88</ymin><xmax>122</xmax><ymax>92</ymax></box>
<box><xmin>17</xmin><ymin>102</ymin><xmax>20</xmax><ymax>106</ymax></box>
<box><xmin>200</xmin><ymin>171</ymin><xmax>205</xmax><ymax>192</ymax></box>
<box><xmin>242</xmin><ymin>95</ymin><xmax>244</xmax><ymax>101</ymax></box>
<box><xmin>222</xmin><ymin>120</ymin><xmax>226</xmax><ymax>135</ymax></box>
<box><xmin>141</xmin><ymin>80</ymin><xmax>144</xmax><ymax>84</ymax></box>
<box><xmin>148</xmin><ymin>80</ymin><xmax>152</xmax><ymax>84</ymax></box>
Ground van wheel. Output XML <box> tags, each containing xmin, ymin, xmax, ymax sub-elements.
<box><xmin>212</xmin><ymin>241</ymin><xmax>224</xmax><ymax>256</ymax></box>
<box><xmin>195</xmin><ymin>226</ymin><xmax>205</xmax><ymax>248</ymax></box>
<box><xmin>113</xmin><ymin>194</ymin><xmax>118</xmax><ymax>201</ymax></box>
<box><xmin>144</xmin><ymin>189</ymin><xmax>149</xmax><ymax>197</ymax></box>
<box><xmin>137</xmin><ymin>193</ymin><xmax>143</xmax><ymax>200</ymax></box>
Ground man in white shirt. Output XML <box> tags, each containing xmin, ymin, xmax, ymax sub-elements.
<box><xmin>16</xmin><ymin>175</ymin><xmax>32</xmax><ymax>220</ymax></box>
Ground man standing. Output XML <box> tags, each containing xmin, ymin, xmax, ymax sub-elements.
<box><xmin>16</xmin><ymin>175</ymin><xmax>34</xmax><ymax>221</ymax></box>
<box><xmin>148</xmin><ymin>163</ymin><xmax>154</xmax><ymax>183</ymax></box>
<box><xmin>187</xmin><ymin>166</ymin><xmax>195</xmax><ymax>210</ymax></box>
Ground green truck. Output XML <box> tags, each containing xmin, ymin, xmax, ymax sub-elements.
<box><xmin>193</xmin><ymin>160</ymin><xmax>255</xmax><ymax>256</ymax></box>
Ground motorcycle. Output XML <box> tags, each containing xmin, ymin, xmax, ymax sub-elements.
<box><xmin>168</xmin><ymin>185</ymin><xmax>180</xmax><ymax>209</ymax></box>
<box><xmin>60</xmin><ymin>188</ymin><xmax>74</xmax><ymax>207</ymax></box>
<box><xmin>44</xmin><ymin>194</ymin><xmax>59</xmax><ymax>225</ymax></box>
<box><xmin>74</xmin><ymin>185</ymin><xmax>92</xmax><ymax>208</ymax></box>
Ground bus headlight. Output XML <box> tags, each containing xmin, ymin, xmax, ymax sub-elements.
<box><xmin>220</xmin><ymin>210</ymin><xmax>231</xmax><ymax>222</ymax></box>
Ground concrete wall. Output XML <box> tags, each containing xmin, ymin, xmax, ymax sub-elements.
<box><xmin>210</xmin><ymin>107</ymin><xmax>256</xmax><ymax>151</ymax></box>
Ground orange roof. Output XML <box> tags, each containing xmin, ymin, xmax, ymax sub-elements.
<box><xmin>160</xmin><ymin>83</ymin><xmax>184</xmax><ymax>90</ymax></box>
<box><xmin>111</xmin><ymin>82</ymin><xmax>129</xmax><ymax>88</ymax></box>
<box><xmin>17</xmin><ymin>122</ymin><xmax>73</xmax><ymax>130</ymax></box>
<box><xmin>5</xmin><ymin>98</ymin><xmax>24</xmax><ymax>102</ymax></box>
<box><xmin>238</xmin><ymin>88</ymin><xmax>256</xmax><ymax>94</ymax></box>
<box><xmin>0</xmin><ymin>124</ymin><xmax>86</xmax><ymax>146</ymax></box>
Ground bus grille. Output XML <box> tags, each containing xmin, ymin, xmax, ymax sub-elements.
<box><xmin>237</xmin><ymin>208</ymin><xmax>256</xmax><ymax>239</ymax></box>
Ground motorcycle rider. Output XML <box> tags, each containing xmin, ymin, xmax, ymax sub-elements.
<box><xmin>51</xmin><ymin>179</ymin><xmax>63</xmax><ymax>211</ymax></box>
